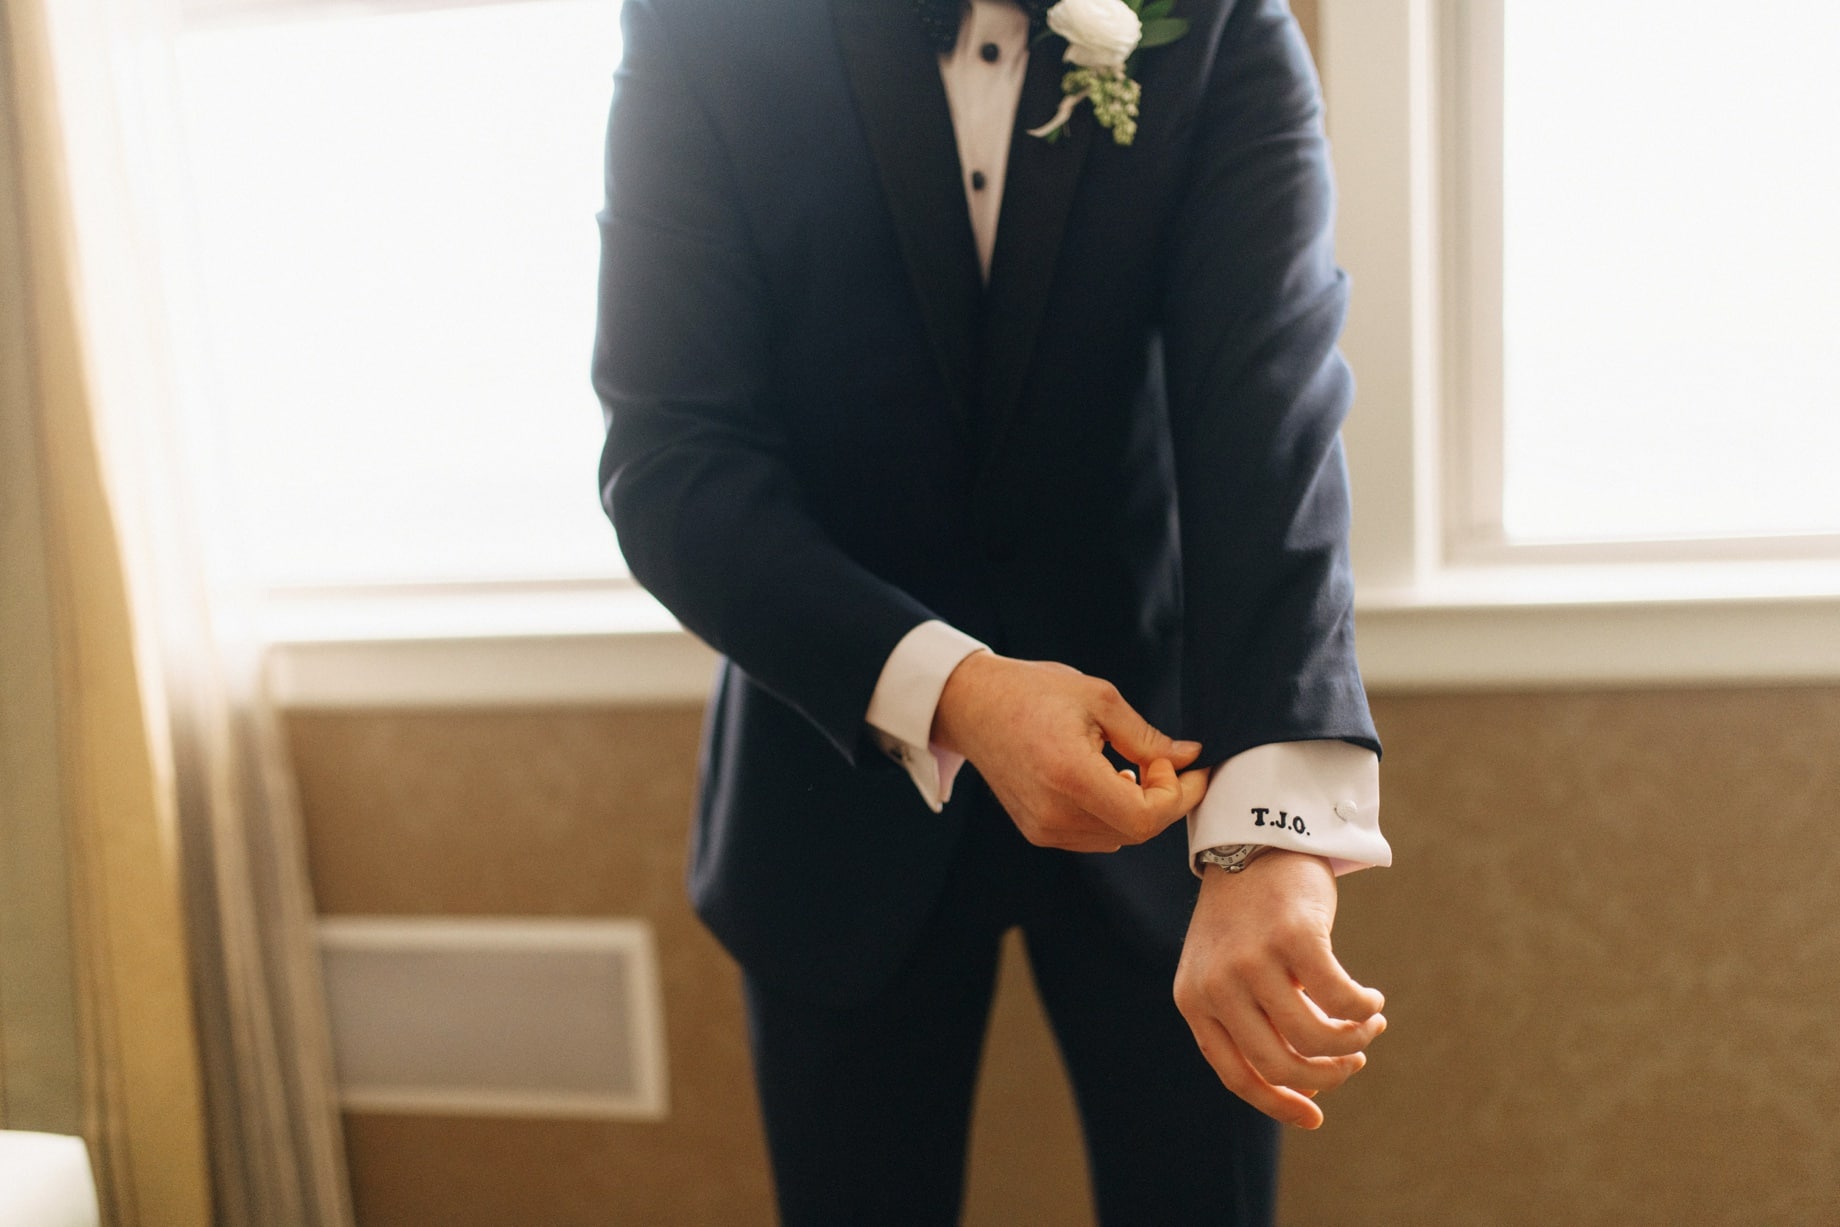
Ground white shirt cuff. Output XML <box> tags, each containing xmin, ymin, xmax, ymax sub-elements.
<box><xmin>1187</xmin><ymin>740</ymin><xmax>1390</xmax><ymax>877</ymax></box>
<box><xmin>864</xmin><ymin>621</ymin><xmax>990</xmax><ymax>812</ymax></box>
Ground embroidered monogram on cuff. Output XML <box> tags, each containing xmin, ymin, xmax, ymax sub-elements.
<box><xmin>1187</xmin><ymin>739</ymin><xmax>1390</xmax><ymax>878</ymax></box>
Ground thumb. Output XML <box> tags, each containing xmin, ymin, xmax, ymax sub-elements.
<box><xmin>1093</xmin><ymin>689</ymin><xmax>1202</xmax><ymax>769</ymax></box>
<box><xmin>1294</xmin><ymin>937</ymin><xmax>1386</xmax><ymax>1023</ymax></box>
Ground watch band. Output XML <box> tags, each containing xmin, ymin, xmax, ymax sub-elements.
<box><xmin>1195</xmin><ymin>843</ymin><xmax>1274</xmax><ymax>874</ymax></box>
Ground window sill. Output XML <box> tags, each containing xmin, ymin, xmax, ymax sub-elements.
<box><xmin>264</xmin><ymin>581</ymin><xmax>720</xmax><ymax>709</ymax></box>
<box><xmin>264</xmin><ymin>569</ymin><xmax>1840</xmax><ymax>710</ymax></box>
<box><xmin>1355</xmin><ymin>559</ymin><xmax>1840</xmax><ymax>691</ymax></box>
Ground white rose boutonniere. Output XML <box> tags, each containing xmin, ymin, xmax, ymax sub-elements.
<box><xmin>1049</xmin><ymin>0</ymin><xmax>1141</xmax><ymax>68</ymax></box>
<box><xmin>1028</xmin><ymin>0</ymin><xmax>1189</xmax><ymax>146</ymax></box>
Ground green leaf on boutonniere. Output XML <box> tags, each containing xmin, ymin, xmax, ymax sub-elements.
<box><xmin>1137</xmin><ymin>16</ymin><xmax>1189</xmax><ymax>49</ymax></box>
<box><xmin>1141</xmin><ymin>0</ymin><xmax>1176</xmax><ymax>20</ymax></box>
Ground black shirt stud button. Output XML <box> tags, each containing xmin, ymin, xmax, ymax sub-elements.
<box><xmin>980</xmin><ymin>42</ymin><xmax>1001</xmax><ymax>63</ymax></box>
<box><xmin>971</xmin><ymin>170</ymin><xmax>988</xmax><ymax>191</ymax></box>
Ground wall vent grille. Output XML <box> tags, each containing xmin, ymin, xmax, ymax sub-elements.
<box><xmin>318</xmin><ymin>916</ymin><xmax>667</xmax><ymax>1119</ymax></box>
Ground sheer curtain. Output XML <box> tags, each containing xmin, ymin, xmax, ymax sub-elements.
<box><xmin>1</xmin><ymin>0</ymin><xmax>352</xmax><ymax>1222</ymax></box>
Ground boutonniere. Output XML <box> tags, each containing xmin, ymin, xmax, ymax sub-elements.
<box><xmin>1027</xmin><ymin>0</ymin><xmax>1189</xmax><ymax>147</ymax></box>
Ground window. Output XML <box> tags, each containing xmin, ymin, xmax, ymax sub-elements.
<box><xmin>1319</xmin><ymin>0</ymin><xmax>1840</xmax><ymax>688</ymax></box>
<box><xmin>1326</xmin><ymin>0</ymin><xmax>1840</xmax><ymax>579</ymax></box>
<box><xmin>174</xmin><ymin>0</ymin><xmax>626</xmax><ymax>592</ymax></box>
<box><xmin>270</xmin><ymin>0</ymin><xmax>1840</xmax><ymax>703</ymax></box>
<box><xmin>1450</xmin><ymin>0</ymin><xmax>1840</xmax><ymax>553</ymax></box>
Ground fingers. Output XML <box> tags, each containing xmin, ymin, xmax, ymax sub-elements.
<box><xmin>1012</xmin><ymin>770</ymin><xmax>1183</xmax><ymax>852</ymax></box>
<box><xmin>1229</xmin><ymin>981</ymin><xmax>1371</xmax><ymax>1092</ymax></box>
<box><xmin>1175</xmin><ymin>765</ymin><xmax>1210</xmax><ymax>812</ymax></box>
<box><xmin>1032</xmin><ymin>750</ymin><xmax>1205</xmax><ymax>849</ymax></box>
<box><xmin>1041</xmin><ymin>833</ymin><xmax>1125</xmax><ymax>853</ymax></box>
<box><xmin>1260</xmin><ymin>986</ymin><xmax>1387</xmax><ymax>1059</ymax></box>
<box><xmin>1003</xmin><ymin>757</ymin><xmax>1174</xmax><ymax>851</ymax></box>
<box><xmin>1185</xmin><ymin>1012</ymin><xmax>1326</xmax><ymax>1130</ymax></box>
<box><xmin>1088</xmin><ymin>683</ymin><xmax>1202</xmax><ymax>770</ymax></box>
<box><xmin>1291</xmin><ymin>937</ymin><xmax>1387</xmax><ymax>1023</ymax></box>
<box><xmin>1136</xmin><ymin>759</ymin><xmax>1210</xmax><ymax>830</ymax></box>
<box><xmin>993</xmin><ymin>777</ymin><xmax>1127</xmax><ymax>852</ymax></box>
<box><xmin>969</xmin><ymin>661</ymin><xmax>1209</xmax><ymax>852</ymax></box>
<box><xmin>1003</xmin><ymin>800</ymin><xmax>1125</xmax><ymax>852</ymax></box>
<box><xmin>1179</xmin><ymin>962</ymin><xmax>1374</xmax><ymax>1127</ymax></box>
<box><xmin>1077</xmin><ymin>682</ymin><xmax>1208</xmax><ymax>841</ymax></box>
<box><xmin>1248</xmin><ymin>936</ymin><xmax>1385</xmax><ymax>1059</ymax></box>
<box><xmin>1127</xmin><ymin>759</ymin><xmax>1210</xmax><ymax>831</ymax></box>
<box><xmin>1183</xmin><ymin>994</ymin><xmax>1371</xmax><ymax>1129</ymax></box>
<box><xmin>1176</xmin><ymin>854</ymin><xmax>1385</xmax><ymax>1128</ymax></box>
<box><xmin>1078</xmin><ymin>755</ymin><xmax>1197</xmax><ymax>843</ymax></box>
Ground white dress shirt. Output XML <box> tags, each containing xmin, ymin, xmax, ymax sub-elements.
<box><xmin>864</xmin><ymin>0</ymin><xmax>1389</xmax><ymax>875</ymax></box>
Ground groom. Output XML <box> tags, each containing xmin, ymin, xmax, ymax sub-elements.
<box><xmin>595</xmin><ymin>0</ymin><xmax>1392</xmax><ymax>1221</ymax></box>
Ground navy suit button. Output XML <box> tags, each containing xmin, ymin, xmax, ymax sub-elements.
<box><xmin>971</xmin><ymin>170</ymin><xmax>988</xmax><ymax>191</ymax></box>
<box><xmin>980</xmin><ymin>42</ymin><xmax>1000</xmax><ymax>63</ymax></box>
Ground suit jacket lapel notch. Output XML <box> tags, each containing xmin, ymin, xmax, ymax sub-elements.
<box><xmin>831</xmin><ymin>0</ymin><xmax>984</xmax><ymax>432</ymax></box>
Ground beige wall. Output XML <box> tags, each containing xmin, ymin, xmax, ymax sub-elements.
<box><xmin>288</xmin><ymin>684</ymin><xmax>1840</xmax><ymax>1226</ymax></box>
<box><xmin>1289</xmin><ymin>687</ymin><xmax>1840</xmax><ymax>1225</ymax></box>
<box><xmin>1292</xmin><ymin>0</ymin><xmax>1317</xmax><ymax>53</ymax></box>
<box><xmin>288</xmin><ymin>707</ymin><xmax>1092</xmax><ymax>1226</ymax></box>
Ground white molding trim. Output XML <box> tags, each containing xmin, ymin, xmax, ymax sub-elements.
<box><xmin>264</xmin><ymin>590</ymin><xmax>1840</xmax><ymax>709</ymax></box>
<box><xmin>1356</xmin><ymin>596</ymin><xmax>1840</xmax><ymax>692</ymax></box>
<box><xmin>1437</xmin><ymin>0</ymin><xmax>1506</xmax><ymax>555</ymax></box>
<box><xmin>270</xmin><ymin>630</ymin><xmax>718</xmax><ymax>708</ymax></box>
<box><xmin>333</xmin><ymin>1086</ymin><xmax>657</xmax><ymax>1119</ymax></box>
<box><xmin>1321</xmin><ymin>0</ymin><xmax>1444</xmax><ymax>595</ymax></box>
<box><xmin>263</xmin><ymin>581</ymin><xmax>720</xmax><ymax>707</ymax></box>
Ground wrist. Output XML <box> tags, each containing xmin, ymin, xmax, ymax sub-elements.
<box><xmin>930</xmin><ymin>648</ymin><xmax>1000</xmax><ymax>757</ymax></box>
<box><xmin>1199</xmin><ymin>848</ymin><xmax>1334</xmax><ymax>892</ymax></box>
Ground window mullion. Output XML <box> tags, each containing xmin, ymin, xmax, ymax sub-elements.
<box><xmin>1321</xmin><ymin>0</ymin><xmax>1444</xmax><ymax>599</ymax></box>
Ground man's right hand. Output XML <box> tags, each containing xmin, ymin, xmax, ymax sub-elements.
<box><xmin>931</xmin><ymin>653</ymin><xmax>1209</xmax><ymax>852</ymax></box>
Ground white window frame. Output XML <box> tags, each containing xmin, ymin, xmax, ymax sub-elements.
<box><xmin>266</xmin><ymin>0</ymin><xmax>1840</xmax><ymax>708</ymax></box>
<box><xmin>1316</xmin><ymin>0</ymin><xmax>1840</xmax><ymax>692</ymax></box>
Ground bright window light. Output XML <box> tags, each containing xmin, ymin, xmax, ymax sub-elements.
<box><xmin>176</xmin><ymin>0</ymin><xmax>625</xmax><ymax>589</ymax></box>
<box><xmin>1499</xmin><ymin>0</ymin><xmax>1840</xmax><ymax>544</ymax></box>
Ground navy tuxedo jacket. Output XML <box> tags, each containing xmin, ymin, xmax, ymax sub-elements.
<box><xmin>595</xmin><ymin>0</ymin><xmax>1378</xmax><ymax>1005</ymax></box>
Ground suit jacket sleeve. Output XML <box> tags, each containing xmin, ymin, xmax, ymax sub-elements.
<box><xmin>594</xmin><ymin>0</ymin><xmax>937</xmax><ymax>764</ymax></box>
<box><xmin>1161</xmin><ymin>0</ymin><xmax>1380</xmax><ymax>764</ymax></box>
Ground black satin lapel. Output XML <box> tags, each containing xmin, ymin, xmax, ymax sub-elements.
<box><xmin>978</xmin><ymin>35</ymin><xmax>1094</xmax><ymax>454</ymax></box>
<box><xmin>832</xmin><ymin>0</ymin><xmax>983</xmax><ymax>429</ymax></box>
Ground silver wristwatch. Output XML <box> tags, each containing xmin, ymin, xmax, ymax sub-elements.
<box><xmin>1195</xmin><ymin>843</ymin><xmax>1273</xmax><ymax>874</ymax></box>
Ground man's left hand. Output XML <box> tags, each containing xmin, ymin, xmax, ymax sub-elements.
<box><xmin>1173</xmin><ymin>850</ymin><xmax>1386</xmax><ymax>1129</ymax></box>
